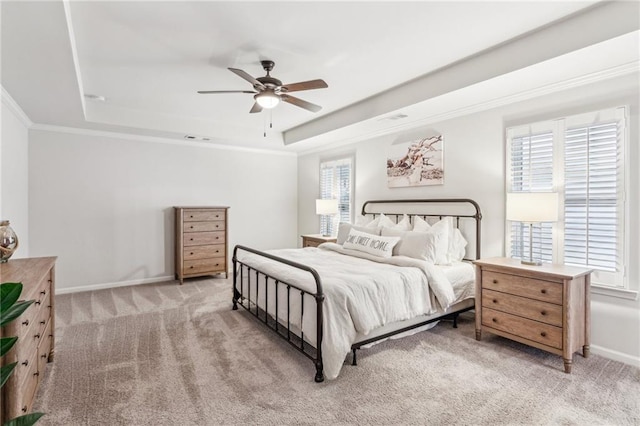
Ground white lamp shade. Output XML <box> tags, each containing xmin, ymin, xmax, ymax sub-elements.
<box><xmin>506</xmin><ymin>192</ymin><xmax>559</xmax><ymax>223</ymax></box>
<box><xmin>316</xmin><ymin>199</ymin><xmax>339</xmax><ymax>215</ymax></box>
<box><xmin>255</xmin><ymin>91</ymin><xmax>280</xmax><ymax>109</ymax></box>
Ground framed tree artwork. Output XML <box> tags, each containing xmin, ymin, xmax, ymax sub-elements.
<box><xmin>387</xmin><ymin>134</ymin><xmax>444</xmax><ymax>187</ymax></box>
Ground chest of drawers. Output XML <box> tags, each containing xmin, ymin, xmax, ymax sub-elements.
<box><xmin>175</xmin><ymin>206</ymin><xmax>229</xmax><ymax>284</ymax></box>
<box><xmin>0</xmin><ymin>256</ymin><xmax>56</xmax><ymax>423</ymax></box>
<box><xmin>474</xmin><ymin>257</ymin><xmax>592</xmax><ymax>373</ymax></box>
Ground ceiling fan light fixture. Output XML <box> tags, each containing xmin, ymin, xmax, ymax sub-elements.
<box><xmin>255</xmin><ymin>91</ymin><xmax>280</xmax><ymax>109</ymax></box>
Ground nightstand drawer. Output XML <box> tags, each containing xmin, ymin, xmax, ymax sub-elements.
<box><xmin>183</xmin><ymin>210</ymin><xmax>225</xmax><ymax>222</ymax></box>
<box><xmin>482</xmin><ymin>289</ymin><xmax>562</xmax><ymax>327</ymax></box>
<box><xmin>482</xmin><ymin>271</ymin><xmax>562</xmax><ymax>304</ymax></box>
<box><xmin>183</xmin><ymin>245</ymin><xmax>225</xmax><ymax>260</ymax></box>
<box><xmin>183</xmin><ymin>231</ymin><xmax>225</xmax><ymax>246</ymax></box>
<box><xmin>184</xmin><ymin>258</ymin><xmax>226</xmax><ymax>274</ymax></box>
<box><xmin>482</xmin><ymin>307</ymin><xmax>562</xmax><ymax>350</ymax></box>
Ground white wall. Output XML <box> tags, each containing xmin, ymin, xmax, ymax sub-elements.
<box><xmin>28</xmin><ymin>129</ymin><xmax>297</xmax><ymax>291</ymax></box>
<box><xmin>297</xmin><ymin>74</ymin><xmax>640</xmax><ymax>367</ymax></box>
<box><xmin>1</xmin><ymin>94</ymin><xmax>30</xmax><ymax>258</ymax></box>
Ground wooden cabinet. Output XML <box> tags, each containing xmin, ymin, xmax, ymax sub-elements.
<box><xmin>175</xmin><ymin>206</ymin><xmax>228</xmax><ymax>284</ymax></box>
<box><xmin>301</xmin><ymin>234</ymin><xmax>337</xmax><ymax>248</ymax></box>
<box><xmin>474</xmin><ymin>257</ymin><xmax>592</xmax><ymax>373</ymax></box>
<box><xmin>0</xmin><ymin>257</ymin><xmax>56</xmax><ymax>423</ymax></box>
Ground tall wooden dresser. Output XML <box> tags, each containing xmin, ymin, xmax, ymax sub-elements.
<box><xmin>175</xmin><ymin>206</ymin><xmax>229</xmax><ymax>284</ymax></box>
<box><xmin>0</xmin><ymin>257</ymin><xmax>56</xmax><ymax>423</ymax></box>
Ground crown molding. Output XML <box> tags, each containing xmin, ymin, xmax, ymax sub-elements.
<box><xmin>1</xmin><ymin>86</ymin><xmax>34</xmax><ymax>128</ymax></box>
<box><xmin>30</xmin><ymin>123</ymin><xmax>297</xmax><ymax>157</ymax></box>
<box><xmin>296</xmin><ymin>61</ymin><xmax>640</xmax><ymax>156</ymax></box>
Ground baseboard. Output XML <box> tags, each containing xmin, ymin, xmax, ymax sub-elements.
<box><xmin>590</xmin><ymin>344</ymin><xmax>640</xmax><ymax>369</ymax></box>
<box><xmin>55</xmin><ymin>275</ymin><xmax>175</xmax><ymax>295</ymax></box>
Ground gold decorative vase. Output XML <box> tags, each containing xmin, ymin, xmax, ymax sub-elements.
<box><xmin>0</xmin><ymin>220</ymin><xmax>19</xmax><ymax>263</ymax></box>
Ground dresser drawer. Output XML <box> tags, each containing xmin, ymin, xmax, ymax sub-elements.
<box><xmin>183</xmin><ymin>221</ymin><xmax>225</xmax><ymax>233</ymax></box>
<box><xmin>183</xmin><ymin>231</ymin><xmax>225</xmax><ymax>246</ymax></box>
<box><xmin>37</xmin><ymin>320</ymin><xmax>53</xmax><ymax>372</ymax></box>
<box><xmin>482</xmin><ymin>307</ymin><xmax>562</xmax><ymax>350</ymax></box>
<box><xmin>482</xmin><ymin>271</ymin><xmax>562</xmax><ymax>304</ymax></box>
<box><xmin>183</xmin><ymin>210</ymin><xmax>225</xmax><ymax>222</ymax></box>
<box><xmin>17</xmin><ymin>351</ymin><xmax>40</xmax><ymax>418</ymax></box>
<box><xmin>184</xmin><ymin>258</ymin><xmax>226</xmax><ymax>275</ymax></box>
<box><xmin>482</xmin><ymin>289</ymin><xmax>562</xmax><ymax>327</ymax></box>
<box><xmin>183</xmin><ymin>244</ymin><xmax>225</xmax><ymax>260</ymax></box>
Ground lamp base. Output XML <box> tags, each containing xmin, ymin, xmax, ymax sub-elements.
<box><xmin>521</xmin><ymin>259</ymin><xmax>542</xmax><ymax>266</ymax></box>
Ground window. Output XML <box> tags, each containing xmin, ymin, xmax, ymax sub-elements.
<box><xmin>320</xmin><ymin>156</ymin><xmax>353</xmax><ymax>236</ymax></box>
<box><xmin>506</xmin><ymin>107</ymin><xmax>627</xmax><ymax>288</ymax></box>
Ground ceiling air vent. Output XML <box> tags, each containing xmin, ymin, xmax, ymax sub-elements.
<box><xmin>184</xmin><ymin>135</ymin><xmax>211</xmax><ymax>142</ymax></box>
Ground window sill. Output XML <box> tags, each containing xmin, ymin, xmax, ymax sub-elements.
<box><xmin>591</xmin><ymin>284</ymin><xmax>638</xmax><ymax>301</ymax></box>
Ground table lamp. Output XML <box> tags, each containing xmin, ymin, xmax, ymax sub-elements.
<box><xmin>316</xmin><ymin>199</ymin><xmax>339</xmax><ymax>236</ymax></box>
<box><xmin>506</xmin><ymin>192</ymin><xmax>558</xmax><ymax>265</ymax></box>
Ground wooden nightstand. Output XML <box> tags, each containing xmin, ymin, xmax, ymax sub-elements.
<box><xmin>474</xmin><ymin>257</ymin><xmax>592</xmax><ymax>373</ymax></box>
<box><xmin>301</xmin><ymin>234</ymin><xmax>337</xmax><ymax>248</ymax></box>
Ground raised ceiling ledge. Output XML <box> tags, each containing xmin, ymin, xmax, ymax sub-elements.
<box><xmin>283</xmin><ymin>1</ymin><xmax>640</xmax><ymax>146</ymax></box>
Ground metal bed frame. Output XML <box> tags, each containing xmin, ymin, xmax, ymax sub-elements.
<box><xmin>232</xmin><ymin>199</ymin><xmax>482</xmax><ymax>382</ymax></box>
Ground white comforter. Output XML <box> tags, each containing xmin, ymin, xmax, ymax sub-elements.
<box><xmin>236</xmin><ymin>243</ymin><xmax>457</xmax><ymax>380</ymax></box>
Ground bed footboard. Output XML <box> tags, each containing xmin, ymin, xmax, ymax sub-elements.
<box><xmin>232</xmin><ymin>245</ymin><xmax>325</xmax><ymax>382</ymax></box>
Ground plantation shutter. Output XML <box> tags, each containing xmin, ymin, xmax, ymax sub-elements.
<box><xmin>508</xmin><ymin>129</ymin><xmax>554</xmax><ymax>263</ymax></box>
<box><xmin>320</xmin><ymin>157</ymin><xmax>353</xmax><ymax>235</ymax></box>
<box><xmin>564</xmin><ymin>121</ymin><xmax>622</xmax><ymax>273</ymax></box>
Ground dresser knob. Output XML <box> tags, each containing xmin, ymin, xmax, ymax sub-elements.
<box><xmin>22</xmin><ymin>360</ymin><xmax>28</xmax><ymax>366</ymax></box>
<box><xmin>33</xmin><ymin>372</ymin><xmax>39</xmax><ymax>377</ymax></box>
<box><xmin>190</xmin><ymin>226</ymin><xmax>193</xmax><ymax>229</ymax></box>
<box><xmin>541</xmin><ymin>289</ymin><xmax>547</xmax><ymax>294</ymax></box>
<box><xmin>541</xmin><ymin>311</ymin><xmax>547</xmax><ymax>316</ymax></box>
<box><xmin>22</xmin><ymin>319</ymin><xmax>29</xmax><ymax>326</ymax></box>
<box><xmin>22</xmin><ymin>406</ymin><xmax>27</xmax><ymax>413</ymax></box>
<box><xmin>492</xmin><ymin>318</ymin><xmax>497</xmax><ymax>323</ymax></box>
<box><xmin>190</xmin><ymin>215</ymin><xmax>193</xmax><ymax>218</ymax></box>
<box><xmin>190</xmin><ymin>252</ymin><xmax>194</xmax><ymax>255</ymax></box>
<box><xmin>215</xmin><ymin>264</ymin><xmax>219</xmax><ymax>267</ymax></box>
<box><xmin>35</xmin><ymin>300</ymin><xmax>41</xmax><ymax>305</ymax></box>
<box><xmin>189</xmin><ymin>266</ymin><xmax>194</xmax><ymax>269</ymax></box>
<box><xmin>41</xmin><ymin>354</ymin><xmax>48</xmax><ymax>359</ymax></box>
<box><xmin>40</xmin><ymin>320</ymin><xmax>46</xmax><ymax>325</ymax></box>
<box><xmin>190</xmin><ymin>238</ymin><xmax>193</xmax><ymax>241</ymax></box>
<box><xmin>540</xmin><ymin>332</ymin><xmax>547</xmax><ymax>337</ymax></box>
<box><xmin>492</xmin><ymin>299</ymin><xmax>497</xmax><ymax>304</ymax></box>
<box><xmin>492</xmin><ymin>279</ymin><xmax>498</xmax><ymax>284</ymax></box>
<box><xmin>40</xmin><ymin>290</ymin><xmax>46</xmax><ymax>295</ymax></box>
<box><xmin>34</xmin><ymin>333</ymin><xmax>40</xmax><ymax>339</ymax></box>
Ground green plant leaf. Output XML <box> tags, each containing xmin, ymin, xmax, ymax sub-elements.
<box><xmin>3</xmin><ymin>412</ymin><xmax>45</xmax><ymax>426</ymax></box>
<box><xmin>0</xmin><ymin>300</ymin><xmax>34</xmax><ymax>327</ymax></box>
<box><xmin>0</xmin><ymin>336</ymin><xmax>18</xmax><ymax>357</ymax></box>
<box><xmin>0</xmin><ymin>282</ymin><xmax>23</xmax><ymax>314</ymax></box>
<box><xmin>0</xmin><ymin>361</ymin><xmax>17</xmax><ymax>388</ymax></box>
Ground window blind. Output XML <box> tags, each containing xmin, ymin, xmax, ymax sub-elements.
<box><xmin>509</xmin><ymin>131</ymin><xmax>554</xmax><ymax>263</ymax></box>
<box><xmin>320</xmin><ymin>157</ymin><xmax>353</xmax><ymax>235</ymax></box>
<box><xmin>564</xmin><ymin>122</ymin><xmax>621</xmax><ymax>272</ymax></box>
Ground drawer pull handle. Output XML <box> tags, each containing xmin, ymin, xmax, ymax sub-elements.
<box><xmin>190</xmin><ymin>215</ymin><xmax>193</xmax><ymax>218</ymax></box>
<box><xmin>34</xmin><ymin>333</ymin><xmax>41</xmax><ymax>339</ymax></box>
<box><xmin>33</xmin><ymin>372</ymin><xmax>39</xmax><ymax>377</ymax></box>
<box><xmin>22</xmin><ymin>360</ymin><xmax>29</xmax><ymax>366</ymax></box>
<box><xmin>22</xmin><ymin>319</ymin><xmax>29</xmax><ymax>326</ymax></box>
<box><xmin>540</xmin><ymin>310</ymin><xmax>547</xmax><ymax>316</ymax></box>
<box><xmin>190</xmin><ymin>252</ymin><xmax>194</xmax><ymax>255</ymax></box>
<box><xmin>190</xmin><ymin>226</ymin><xmax>193</xmax><ymax>229</ymax></box>
<box><xmin>22</xmin><ymin>406</ymin><xmax>27</xmax><ymax>413</ymax></box>
<box><xmin>492</xmin><ymin>279</ymin><xmax>498</xmax><ymax>284</ymax></box>
<box><xmin>41</xmin><ymin>354</ymin><xmax>48</xmax><ymax>359</ymax></box>
<box><xmin>35</xmin><ymin>301</ymin><xmax>41</xmax><ymax>305</ymax></box>
<box><xmin>190</xmin><ymin>238</ymin><xmax>194</xmax><ymax>241</ymax></box>
<box><xmin>492</xmin><ymin>318</ymin><xmax>497</xmax><ymax>323</ymax></box>
<box><xmin>540</xmin><ymin>332</ymin><xmax>547</xmax><ymax>337</ymax></box>
<box><xmin>492</xmin><ymin>299</ymin><xmax>497</xmax><ymax>303</ymax></box>
<box><xmin>541</xmin><ymin>289</ymin><xmax>547</xmax><ymax>294</ymax></box>
<box><xmin>189</xmin><ymin>266</ymin><xmax>194</xmax><ymax>269</ymax></box>
<box><xmin>41</xmin><ymin>290</ymin><xmax>46</xmax><ymax>295</ymax></box>
<box><xmin>40</xmin><ymin>320</ymin><xmax>46</xmax><ymax>325</ymax></box>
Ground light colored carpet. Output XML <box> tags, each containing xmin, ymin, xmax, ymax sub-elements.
<box><xmin>34</xmin><ymin>278</ymin><xmax>639</xmax><ymax>425</ymax></box>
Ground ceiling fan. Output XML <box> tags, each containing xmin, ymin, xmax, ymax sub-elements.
<box><xmin>198</xmin><ymin>60</ymin><xmax>328</xmax><ymax>114</ymax></box>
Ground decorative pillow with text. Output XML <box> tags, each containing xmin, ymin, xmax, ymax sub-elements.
<box><xmin>343</xmin><ymin>228</ymin><xmax>400</xmax><ymax>258</ymax></box>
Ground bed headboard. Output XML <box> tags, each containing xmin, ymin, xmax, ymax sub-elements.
<box><xmin>360</xmin><ymin>198</ymin><xmax>482</xmax><ymax>261</ymax></box>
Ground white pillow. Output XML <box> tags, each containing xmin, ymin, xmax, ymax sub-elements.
<box><xmin>450</xmin><ymin>228</ymin><xmax>468</xmax><ymax>262</ymax></box>
<box><xmin>336</xmin><ymin>223</ymin><xmax>380</xmax><ymax>245</ymax></box>
<box><xmin>381</xmin><ymin>228</ymin><xmax>437</xmax><ymax>263</ymax></box>
<box><xmin>412</xmin><ymin>216</ymin><xmax>452</xmax><ymax>265</ymax></box>
<box><xmin>343</xmin><ymin>228</ymin><xmax>400</xmax><ymax>258</ymax></box>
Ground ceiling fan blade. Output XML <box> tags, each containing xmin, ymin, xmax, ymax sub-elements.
<box><xmin>228</xmin><ymin>68</ymin><xmax>265</xmax><ymax>89</ymax></box>
<box><xmin>197</xmin><ymin>90</ymin><xmax>257</xmax><ymax>94</ymax></box>
<box><xmin>281</xmin><ymin>79</ymin><xmax>328</xmax><ymax>93</ymax></box>
<box><xmin>280</xmin><ymin>94</ymin><xmax>322</xmax><ymax>113</ymax></box>
<box><xmin>249</xmin><ymin>102</ymin><xmax>263</xmax><ymax>114</ymax></box>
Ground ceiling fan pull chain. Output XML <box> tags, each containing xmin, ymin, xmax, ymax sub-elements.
<box><xmin>263</xmin><ymin>114</ymin><xmax>267</xmax><ymax>138</ymax></box>
<box><xmin>270</xmin><ymin>109</ymin><xmax>273</xmax><ymax>129</ymax></box>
